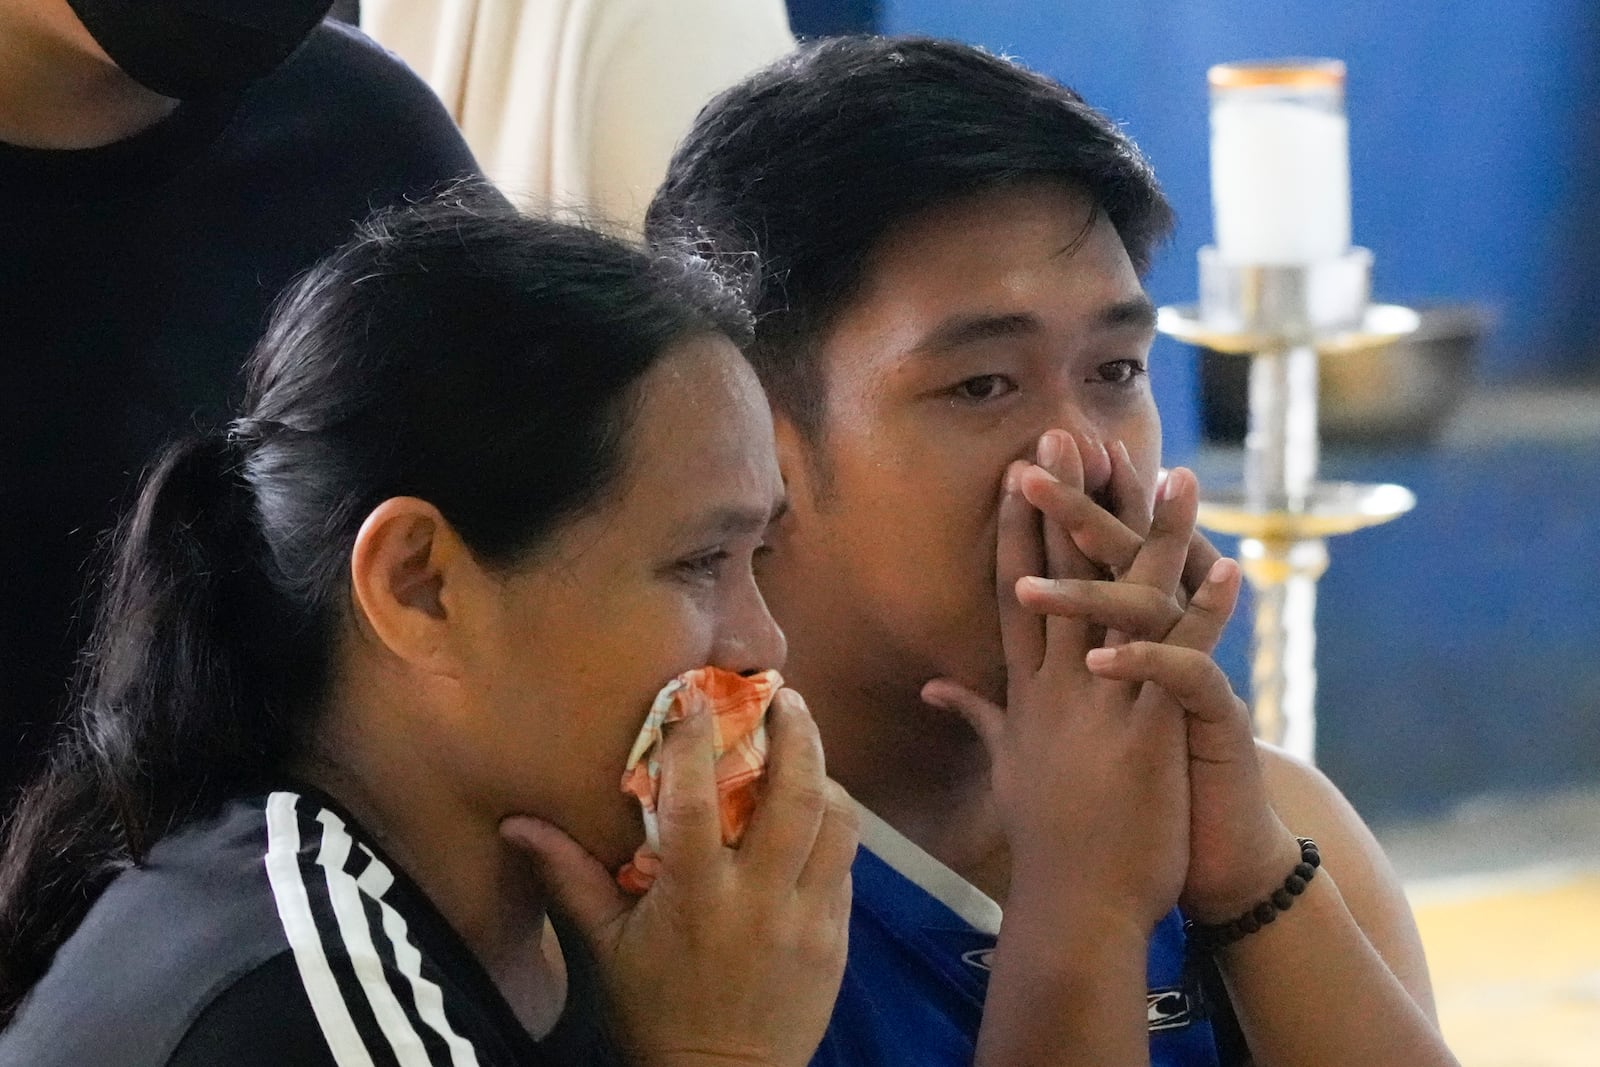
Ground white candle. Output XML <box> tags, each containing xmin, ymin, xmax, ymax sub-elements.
<box><xmin>1209</xmin><ymin>60</ymin><xmax>1351</xmax><ymax>265</ymax></box>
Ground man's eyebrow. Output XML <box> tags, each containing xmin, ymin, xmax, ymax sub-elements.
<box><xmin>1099</xmin><ymin>296</ymin><xmax>1158</xmax><ymax>332</ymax></box>
<box><xmin>915</xmin><ymin>298</ymin><xmax>1156</xmax><ymax>357</ymax></box>
<box><xmin>914</xmin><ymin>312</ymin><xmax>1041</xmax><ymax>355</ymax></box>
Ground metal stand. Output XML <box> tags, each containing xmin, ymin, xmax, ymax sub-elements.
<box><xmin>1157</xmin><ymin>247</ymin><xmax>1418</xmax><ymax>762</ymax></box>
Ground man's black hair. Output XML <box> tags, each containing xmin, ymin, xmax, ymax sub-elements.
<box><xmin>647</xmin><ymin>35</ymin><xmax>1175</xmax><ymax>444</ymax></box>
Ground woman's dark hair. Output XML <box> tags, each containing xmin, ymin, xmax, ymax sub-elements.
<box><xmin>646</xmin><ymin>35</ymin><xmax>1176</xmax><ymax>445</ymax></box>
<box><xmin>0</xmin><ymin>192</ymin><xmax>751</xmax><ymax>1023</ymax></box>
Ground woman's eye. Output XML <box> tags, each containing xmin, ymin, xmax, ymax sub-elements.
<box><xmin>950</xmin><ymin>374</ymin><xmax>1016</xmax><ymax>403</ymax></box>
<box><xmin>678</xmin><ymin>550</ymin><xmax>731</xmax><ymax>581</ymax></box>
<box><xmin>1093</xmin><ymin>360</ymin><xmax>1148</xmax><ymax>385</ymax></box>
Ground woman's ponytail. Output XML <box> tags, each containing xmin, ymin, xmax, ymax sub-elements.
<box><xmin>0</xmin><ymin>433</ymin><xmax>298</xmax><ymax>1024</ymax></box>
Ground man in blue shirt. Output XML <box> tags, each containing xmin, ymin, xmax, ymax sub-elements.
<box><xmin>649</xmin><ymin>36</ymin><xmax>1457</xmax><ymax>1066</ymax></box>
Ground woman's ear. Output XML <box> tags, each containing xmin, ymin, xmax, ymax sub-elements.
<box><xmin>348</xmin><ymin>497</ymin><xmax>488</xmax><ymax>677</ymax></box>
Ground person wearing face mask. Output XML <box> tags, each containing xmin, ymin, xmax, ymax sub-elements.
<box><xmin>0</xmin><ymin>0</ymin><xmax>487</xmax><ymax>812</ymax></box>
<box><xmin>0</xmin><ymin>195</ymin><xmax>857</xmax><ymax>1066</ymax></box>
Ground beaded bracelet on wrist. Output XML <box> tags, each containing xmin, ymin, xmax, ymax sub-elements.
<box><xmin>1184</xmin><ymin>837</ymin><xmax>1321</xmax><ymax>954</ymax></box>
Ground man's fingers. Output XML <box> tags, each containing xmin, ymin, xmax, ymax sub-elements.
<box><xmin>922</xmin><ymin>678</ymin><xmax>1006</xmax><ymax>754</ymax></box>
<box><xmin>1108</xmin><ymin>439</ymin><xmax>1153</xmax><ymax>537</ymax></box>
<box><xmin>997</xmin><ymin>461</ymin><xmax>1047</xmax><ymax>677</ymax></box>
<box><xmin>1014</xmin><ymin>469</ymin><xmax>1225</xmax><ymax>602</ymax></box>
<box><xmin>1017</xmin><ymin>466</ymin><xmax>1143</xmax><ymax>577</ymax></box>
<box><xmin>1083</xmin><ymin>641</ymin><xmax>1244</xmax><ymax>727</ymax></box>
<box><xmin>1035</xmin><ymin>433</ymin><xmax>1100</xmax><ymax>652</ymax></box>
<box><xmin>1039</xmin><ymin>429</ymin><xmax>1086</xmax><ymax>493</ymax></box>
<box><xmin>1180</xmin><ymin>531</ymin><xmax>1225</xmax><ymax>601</ymax></box>
<box><xmin>1016</xmin><ymin>576</ymin><xmax>1184</xmax><ymax>641</ymax></box>
<box><xmin>740</xmin><ymin>688</ymin><xmax>830</xmax><ymax>886</ymax></box>
<box><xmin>1038</xmin><ymin>432</ymin><xmax>1087</xmax><ymax>581</ymax></box>
<box><xmin>1123</xmin><ymin>466</ymin><xmax>1198</xmax><ymax>596</ymax></box>
<box><xmin>654</xmin><ymin>695</ymin><xmax>722</xmax><ymax>884</ymax></box>
<box><xmin>1161</xmin><ymin>557</ymin><xmax>1243</xmax><ymax>655</ymax></box>
<box><xmin>1085</xmin><ymin>639</ymin><xmax>1257</xmax><ymax>769</ymax></box>
<box><xmin>500</xmin><ymin>816</ymin><xmax>629</xmax><ymax>948</ymax></box>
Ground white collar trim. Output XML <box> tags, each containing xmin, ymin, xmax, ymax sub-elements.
<box><xmin>854</xmin><ymin>800</ymin><xmax>1003</xmax><ymax>936</ymax></box>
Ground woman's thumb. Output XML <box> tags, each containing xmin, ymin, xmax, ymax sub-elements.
<box><xmin>500</xmin><ymin>815</ymin><xmax>630</xmax><ymax>943</ymax></box>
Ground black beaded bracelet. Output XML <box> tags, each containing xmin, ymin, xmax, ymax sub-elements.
<box><xmin>1184</xmin><ymin>837</ymin><xmax>1321</xmax><ymax>953</ymax></box>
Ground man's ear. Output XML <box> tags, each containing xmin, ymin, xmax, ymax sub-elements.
<box><xmin>766</xmin><ymin>414</ymin><xmax>815</xmax><ymax>556</ymax></box>
<box><xmin>772</xmin><ymin>412</ymin><xmax>820</xmax><ymax>503</ymax></box>
<box><xmin>348</xmin><ymin>496</ymin><xmax>486</xmax><ymax>677</ymax></box>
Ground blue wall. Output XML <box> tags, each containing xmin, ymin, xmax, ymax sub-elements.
<box><xmin>786</xmin><ymin>0</ymin><xmax>878</xmax><ymax>37</ymax></box>
<box><xmin>881</xmin><ymin>0</ymin><xmax>1598</xmax><ymax>393</ymax></box>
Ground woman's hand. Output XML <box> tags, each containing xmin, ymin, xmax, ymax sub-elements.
<box><xmin>501</xmin><ymin>688</ymin><xmax>858</xmax><ymax>1067</ymax></box>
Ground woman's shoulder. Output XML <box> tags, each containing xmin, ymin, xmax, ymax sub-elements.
<box><xmin>167</xmin><ymin>946</ymin><xmax>487</xmax><ymax>1067</ymax></box>
<box><xmin>166</xmin><ymin>952</ymin><xmax>337</xmax><ymax>1066</ymax></box>
<box><xmin>0</xmin><ymin>790</ymin><xmax>524</xmax><ymax>1067</ymax></box>
<box><xmin>0</xmin><ymin>794</ymin><xmax>312</xmax><ymax>1066</ymax></box>
<box><xmin>238</xmin><ymin>792</ymin><xmax>525</xmax><ymax>1062</ymax></box>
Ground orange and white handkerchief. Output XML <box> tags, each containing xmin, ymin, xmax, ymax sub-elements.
<box><xmin>616</xmin><ymin>666</ymin><xmax>782</xmax><ymax>894</ymax></box>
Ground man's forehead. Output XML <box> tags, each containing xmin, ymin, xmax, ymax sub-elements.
<box><xmin>854</xmin><ymin>191</ymin><xmax>1134</xmax><ymax>303</ymax></box>
<box><xmin>871</xmin><ymin>183</ymin><xmax>1106</xmax><ymax>263</ymax></box>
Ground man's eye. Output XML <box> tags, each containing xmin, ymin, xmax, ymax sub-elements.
<box><xmin>1093</xmin><ymin>360</ymin><xmax>1147</xmax><ymax>385</ymax></box>
<box><xmin>950</xmin><ymin>374</ymin><xmax>1016</xmax><ymax>402</ymax></box>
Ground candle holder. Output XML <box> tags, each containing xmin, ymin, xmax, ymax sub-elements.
<box><xmin>1159</xmin><ymin>250</ymin><xmax>1417</xmax><ymax>762</ymax></box>
<box><xmin>1154</xmin><ymin>56</ymin><xmax>1417</xmax><ymax>763</ymax></box>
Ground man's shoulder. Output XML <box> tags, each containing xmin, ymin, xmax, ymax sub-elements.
<box><xmin>1256</xmin><ymin>738</ymin><xmax>1438</xmax><ymax>993</ymax></box>
<box><xmin>849</xmin><ymin>803</ymin><xmax>1005</xmax><ymax>936</ymax></box>
<box><xmin>1256</xmin><ymin>740</ymin><xmax>1367</xmax><ymax>841</ymax></box>
<box><xmin>1256</xmin><ymin>741</ymin><xmax>1394</xmax><ymax>884</ymax></box>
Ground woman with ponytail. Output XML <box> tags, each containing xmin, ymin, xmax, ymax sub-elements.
<box><xmin>0</xmin><ymin>193</ymin><xmax>857</xmax><ymax>1066</ymax></box>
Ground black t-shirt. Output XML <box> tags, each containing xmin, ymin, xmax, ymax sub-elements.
<box><xmin>0</xmin><ymin>790</ymin><xmax>613</xmax><ymax>1065</ymax></box>
<box><xmin>0</xmin><ymin>20</ymin><xmax>486</xmax><ymax>804</ymax></box>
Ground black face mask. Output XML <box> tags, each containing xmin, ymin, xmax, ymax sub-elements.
<box><xmin>67</xmin><ymin>0</ymin><xmax>335</xmax><ymax>99</ymax></box>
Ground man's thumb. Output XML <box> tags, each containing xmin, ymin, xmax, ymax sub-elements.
<box><xmin>920</xmin><ymin>678</ymin><xmax>1005</xmax><ymax>754</ymax></box>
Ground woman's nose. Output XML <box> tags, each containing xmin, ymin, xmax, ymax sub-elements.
<box><xmin>712</xmin><ymin>579</ymin><xmax>788</xmax><ymax>676</ymax></box>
